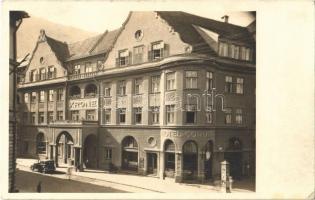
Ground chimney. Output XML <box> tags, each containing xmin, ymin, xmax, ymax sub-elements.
<box><xmin>38</xmin><ymin>29</ymin><xmax>46</xmax><ymax>42</ymax></box>
<box><xmin>40</xmin><ymin>29</ymin><xmax>45</xmax><ymax>36</ymax></box>
<box><xmin>221</xmin><ymin>15</ymin><xmax>229</xmax><ymax>23</ymax></box>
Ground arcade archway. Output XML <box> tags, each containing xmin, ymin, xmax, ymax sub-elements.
<box><xmin>55</xmin><ymin>131</ymin><xmax>74</xmax><ymax>166</ymax></box>
<box><xmin>164</xmin><ymin>139</ymin><xmax>175</xmax><ymax>178</ymax></box>
<box><xmin>121</xmin><ymin>136</ymin><xmax>138</xmax><ymax>171</ymax></box>
<box><xmin>83</xmin><ymin>134</ymin><xmax>97</xmax><ymax>169</ymax></box>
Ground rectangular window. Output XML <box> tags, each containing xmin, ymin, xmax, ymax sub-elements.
<box><xmin>166</xmin><ymin>105</ymin><xmax>175</xmax><ymax>124</ymax></box>
<box><xmin>47</xmin><ymin>67</ymin><xmax>55</xmax><ymax>79</ymax></box>
<box><xmin>134</xmin><ymin>107</ymin><xmax>142</xmax><ymax>124</ymax></box>
<box><xmin>86</xmin><ymin>110</ymin><xmax>96</xmax><ymax>121</ymax></box>
<box><xmin>245</xmin><ymin>48</ymin><xmax>251</xmax><ymax>61</ymax></box>
<box><xmin>118</xmin><ymin>49</ymin><xmax>129</xmax><ymax>67</ymax></box>
<box><xmin>235</xmin><ymin>108</ymin><xmax>243</xmax><ymax>124</ymax></box>
<box><xmin>118</xmin><ymin>108</ymin><xmax>126</xmax><ymax>124</ymax></box>
<box><xmin>57</xmin><ymin>88</ymin><xmax>64</xmax><ymax>101</ymax></box>
<box><xmin>30</xmin><ymin>70</ymin><xmax>38</xmax><ymax>82</ymax></box>
<box><xmin>97</xmin><ymin>61</ymin><xmax>103</xmax><ymax>69</ymax></box>
<box><xmin>234</xmin><ymin>45</ymin><xmax>240</xmax><ymax>59</ymax></box>
<box><xmin>104</xmin><ymin>148</ymin><xmax>112</xmax><ymax>160</ymax></box>
<box><xmin>48</xmin><ymin>90</ymin><xmax>54</xmax><ymax>101</ymax></box>
<box><xmin>39</xmin><ymin>91</ymin><xmax>45</xmax><ymax>102</ymax></box>
<box><xmin>225</xmin><ymin>108</ymin><xmax>232</xmax><ymax>124</ymax></box>
<box><xmin>151</xmin><ymin>75</ymin><xmax>160</xmax><ymax>93</ymax></box>
<box><xmin>40</xmin><ymin>68</ymin><xmax>46</xmax><ymax>80</ymax></box>
<box><xmin>24</xmin><ymin>93</ymin><xmax>29</xmax><ymax>103</ymax></box>
<box><xmin>240</xmin><ymin>46</ymin><xmax>247</xmax><ymax>60</ymax></box>
<box><xmin>133</xmin><ymin>45</ymin><xmax>144</xmax><ymax>64</ymax></box>
<box><xmin>71</xmin><ymin>110</ymin><xmax>80</xmax><ymax>121</ymax></box>
<box><xmin>104</xmin><ymin>109</ymin><xmax>111</xmax><ymax>124</ymax></box>
<box><xmin>185</xmin><ymin>71</ymin><xmax>198</xmax><ymax>89</ymax></box>
<box><xmin>151</xmin><ymin>106</ymin><xmax>160</xmax><ymax>124</ymax></box>
<box><xmin>206</xmin><ymin>111</ymin><xmax>213</xmax><ymax>124</ymax></box>
<box><xmin>206</xmin><ymin>72</ymin><xmax>213</xmax><ymax>91</ymax></box>
<box><xmin>151</xmin><ymin>41</ymin><xmax>164</xmax><ymax>60</ymax></box>
<box><xmin>230</xmin><ymin>44</ymin><xmax>235</xmax><ymax>58</ymax></box>
<box><xmin>57</xmin><ymin>111</ymin><xmax>63</xmax><ymax>120</ymax></box>
<box><xmin>38</xmin><ymin>112</ymin><xmax>44</xmax><ymax>124</ymax></box>
<box><xmin>219</xmin><ymin>42</ymin><xmax>228</xmax><ymax>57</ymax></box>
<box><xmin>185</xmin><ymin>104</ymin><xmax>197</xmax><ymax>124</ymax></box>
<box><xmin>74</xmin><ymin>65</ymin><xmax>81</xmax><ymax>74</ymax></box>
<box><xmin>48</xmin><ymin>111</ymin><xmax>54</xmax><ymax>123</ymax></box>
<box><xmin>85</xmin><ymin>62</ymin><xmax>93</xmax><ymax>73</ymax></box>
<box><xmin>236</xmin><ymin>78</ymin><xmax>244</xmax><ymax>94</ymax></box>
<box><xmin>104</xmin><ymin>82</ymin><xmax>111</xmax><ymax>97</ymax></box>
<box><xmin>118</xmin><ymin>80</ymin><xmax>126</xmax><ymax>96</ymax></box>
<box><xmin>31</xmin><ymin>112</ymin><xmax>36</xmax><ymax>124</ymax></box>
<box><xmin>225</xmin><ymin>76</ymin><xmax>233</xmax><ymax>93</ymax></box>
<box><xmin>31</xmin><ymin>92</ymin><xmax>37</xmax><ymax>103</ymax></box>
<box><xmin>134</xmin><ymin>78</ymin><xmax>142</xmax><ymax>94</ymax></box>
<box><xmin>166</xmin><ymin>72</ymin><xmax>175</xmax><ymax>91</ymax></box>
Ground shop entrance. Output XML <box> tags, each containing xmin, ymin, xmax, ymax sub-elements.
<box><xmin>83</xmin><ymin>134</ymin><xmax>97</xmax><ymax>169</ymax></box>
<box><xmin>55</xmin><ymin>131</ymin><xmax>73</xmax><ymax>167</ymax></box>
<box><xmin>164</xmin><ymin>139</ymin><xmax>175</xmax><ymax>178</ymax></box>
<box><xmin>225</xmin><ymin>137</ymin><xmax>243</xmax><ymax>180</ymax></box>
<box><xmin>182</xmin><ymin>140</ymin><xmax>198</xmax><ymax>180</ymax></box>
<box><xmin>147</xmin><ymin>153</ymin><xmax>157</xmax><ymax>175</ymax></box>
<box><xmin>121</xmin><ymin>136</ymin><xmax>138</xmax><ymax>171</ymax></box>
<box><xmin>204</xmin><ymin>140</ymin><xmax>213</xmax><ymax>180</ymax></box>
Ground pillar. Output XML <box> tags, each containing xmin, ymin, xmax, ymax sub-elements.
<box><xmin>159</xmin><ymin>152</ymin><xmax>165</xmax><ymax>179</ymax></box>
<box><xmin>79</xmin><ymin>147</ymin><xmax>83</xmax><ymax>171</ymax></box>
<box><xmin>198</xmin><ymin>151</ymin><xmax>205</xmax><ymax>183</ymax></box>
<box><xmin>53</xmin><ymin>144</ymin><xmax>58</xmax><ymax>167</ymax></box>
<box><xmin>175</xmin><ymin>153</ymin><xmax>182</xmax><ymax>183</ymax></box>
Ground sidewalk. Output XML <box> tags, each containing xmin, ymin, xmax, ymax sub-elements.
<box><xmin>17</xmin><ymin>158</ymin><xmax>254</xmax><ymax>193</ymax></box>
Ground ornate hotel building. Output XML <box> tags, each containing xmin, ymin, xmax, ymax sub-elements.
<box><xmin>16</xmin><ymin>11</ymin><xmax>256</xmax><ymax>183</ymax></box>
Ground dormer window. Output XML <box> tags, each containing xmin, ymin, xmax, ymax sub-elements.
<box><xmin>40</xmin><ymin>57</ymin><xmax>44</xmax><ymax>64</ymax></box>
<box><xmin>73</xmin><ymin>65</ymin><xmax>81</xmax><ymax>74</ymax></box>
<box><xmin>149</xmin><ymin>41</ymin><xmax>165</xmax><ymax>60</ymax></box>
<box><xmin>219</xmin><ymin>41</ymin><xmax>252</xmax><ymax>61</ymax></box>
<box><xmin>40</xmin><ymin>68</ymin><xmax>46</xmax><ymax>80</ymax></box>
<box><xmin>30</xmin><ymin>70</ymin><xmax>38</xmax><ymax>82</ymax></box>
<box><xmin>116</xmin><ymin>50</ymin><xmax>130</xmax><ymax>67</ymax></box>
<box><xmin>47</xmin><ymin>66</ymin><xmax>56</xmax><ymax>79</ymax></box>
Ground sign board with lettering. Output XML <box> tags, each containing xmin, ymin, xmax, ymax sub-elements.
<box><xmin>69</xmin><ymin>98</ymin><xmax>98</xmax><ymax>110</ymax></box>
<box><xmin>161</xmin><ymin>130</ymin><xmax>215</xmax><ymax>140</ymax></box>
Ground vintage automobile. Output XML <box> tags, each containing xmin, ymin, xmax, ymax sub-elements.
<box><xmin>30</xmin><ymin>160</ymin><xmax>56</xmax><ymax>173</ymax></box>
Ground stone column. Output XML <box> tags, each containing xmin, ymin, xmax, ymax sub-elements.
<box><xmin>175</xmin><ymin>152</ymin><xmax>182</xmax><ymax>183</ymax></box>
<box><xmin>159</xmin><ymin>151</ymin><xmax>165</xmax><ymax>179</ymax></box>
<box><xmin>79</xmin><ymin>147</ymin><xmax>84</xmax><ymax>171</ymax></box>
<box><xmin>198</xmin><ymin>151</ymin><xmax>205</xmax><ymax>183</ymax></box>
<box><xmin>53</xmin><ymin>144</ymin><xmax>58</xmax><ymax>167</ymax></box>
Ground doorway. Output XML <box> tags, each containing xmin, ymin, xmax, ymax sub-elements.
<box><xmin>147</xmin><ymin>153</ymin><xmax>157</xmax><ymax>175</ymax></box>
<box><xmin>121</xmin><ymin>136</ymin><xmax>138</xmax><ymax>171</ymax></box>
<box><xmin>224</xmin><ymin>152</ymin><xmax>242</xmax><ymax>180</ymax></box>
<box><xmin>182</xmin><ymin>140</ymin><xmax>198</xmax><ymax>180</ymax></box>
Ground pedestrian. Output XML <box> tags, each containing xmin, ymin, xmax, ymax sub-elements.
<box><xmin>36</xmin><ymin>181</ymin><xmax>42</xmax><ymax>193</ymax></box>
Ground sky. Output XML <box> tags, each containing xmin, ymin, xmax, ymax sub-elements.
<box><xmin>5</xmin><ymin>1</ymin><xmax>255</xmax><ymax>34</ymax></box>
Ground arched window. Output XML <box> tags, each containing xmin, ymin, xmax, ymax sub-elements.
<box><xmin>70</xmin><ymin>86</ymin><xmax>81</xmax><ymax>99</ymax></box>
<box><xmin>85</xmin><ymin>84</ymin><xmax>97</xmax><ymax>97</ymax></box>
<box><xmin>36</xmin><ymin>133</ymin><xmax>46</xmax><ymax>154</ymax></box>
<box><xmin>122</xmin><ymin>136</ymin><xmax>138</xmax><ymax>149</ymax></box>
<box><xmin>164</xmin><ymin>139</ymin><xmax>175</xmax><ymax>152</ymax></box>
<box><xmin>183</xmin><ymin>141</ymin><xmax>198</xmax><ymax>154</ymax></box>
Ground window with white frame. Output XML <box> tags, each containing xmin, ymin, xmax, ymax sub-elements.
<box><xmin>185</xmin><ymin>71</ymin><xmax>198</xmax><ymax>89</ymax></box>
<box><xmin>151</xmin><ymin>41</ymin><xmax>164</xmax><ymax>60</ymax></box>
<box><xmin>134</xmin><ymin>107</ymin><xmax>142</xmax><ymax>124</ymax></box>
<box><xmin>225</xmin><ymin>76</ymin><xmax>233</xmax><ymax>93</ymax></box>
<box><xmin>39</xmin><ymin>91</ymin><xmax>45</xmax><ymax>102</ymax></box>
<box><xmin>133</xmin><ymin>45</ymin><xmax>144</xmax><ymax>64</ymax></box>
<box><xmin>118</xmin><ymin>49</ymin><xmax>129</xmax><ymax>67</ymax></box>
<box><xmin>57</xmin><ymin>88</ymin><xmax>64</xmax><ymax>101</ymax></box>
<box><xmin>166</xmin><ymin>105</ymin><xmax>175</xmax><ymax>124</ymax></box>
<box><xmin>233</xmin><ymin>45</ymin><xmax>240</xmax><ymax>59</ymax></box>
<box><xmin>134</xmin><ymin>78</ymin><xmax>142</xmax><ymax>94</ymax></box>
<box><xmin>151</xmin><ymin>106</ymin><xmax>160</xmax><ymax>124</ymax></box>
<box><xmin>118</xmin><ymin>80</ymin><xmax>126</xmax><ymax>96</ymax></box>
<box><xmin>104</xmin><ymin>82</ymin><xmax>111</xmax><ymax>97</ymax></box>
<box><xmin>57</xmin><ymin>111</ymin><xmax>63</xmax><ymax>120</ymax></box>
<box><xmin>219</xmin><ymin>42</ymin><xmax>228</xmax><ymax>57</ymax></box>
<box><xmin>71</xmin><ymin>110</ymin><xmax>80</xmax><ymax>121</ymax></box>
<box><xmin>40</xmin><ymin>68</ymin><xmax>46</xmax><ymax>80</ymax></box>
<box><xmin>85</xmin><ymin>62</ymin><xmax>93</xmax><ymax>73</ymax></box>
<box><xmin>48</xmin><ymin>90</ymin><xmax>54</xmax><ymax>102</ymax></box>
<box><xmin>225</xmin><ymin>108</ymin><xmax>232</xmax><ymax>124</ymax></box>
<box><xmin>47</xmin><ymin>66</ymin><xmax>55</xmax><ymax>79</ymax></box>
<box><xmin>236</xmin><ymin>78</ymin><xmax>244</xmax><ymax>94</ymax></box>
<box><xmin>235</xmin><ymin>108</ymin><xmax>243</xmax><ymax>124</ymax></box>
<box><xmin>31</xmin><ymin>92</ymin><xmax>37</xmax><ymax>103</ymax></box>
<box><xmin>104</xmin><ymin>148</ymin><xmax>112</xmax><ymax>160</ymax></box>
<box><xmin>240</xmin><ymin>46</ymin><xmax>247</xmax><ymax>60</ymax></box>
<box><xmin>24</xmin><ymin>93</ymin><xmax>29</xmax><ymax>103</ymax></box>
<box><xmin>31</xmin><ymin>112</ymin><xmax>36</xmax><ymax>124</ymax></box>
<box><xmin>151</xmin><ymin>75</ymin><xmax>160</xmax><ymax>93</ymax></box>
<box><xmin>47</xmin><ymin>111</ymin><xmax>54</xmax><ymax>123</ymax></box>
<box><xmin>206</xmin><ymin>72</ymin><xmax>213</xmax><ymax>91</ymax></box>
<box><xmin>38</xmin><ymin>112</ymin><xmax>44</xmax><ymax>124</ymax></box>
<box><xmin>86</xmin><ymin>110</ymin><xmax>96</xmax><ymax>120</ymax></box>
<box><xmin>104</xmin><ymin>109</ymin><xmax>111</xmax><ymax>124</ymax></box>
<box><xmin>74</xmin><ymin>65</ymin><xmax>81</xmax><ymax>74</ymax></box>
<box><xmin>30</xmin><ymin>70</ymin><xmax>38</xmax><ymax>82</ymax></box>
<box><xmin>118</xmin><ymin>108</ymin><xmax>126</xmax><ymax>123</ymax></box>
<box><xmin>166</xmin><ymin>72</ymin><xmax>175</xmax><ymax>91</ymax></box>
<box><xmin>186</xmin><ymin>104</ymin><xmax>197</xmax><ymax>124</ymax></box>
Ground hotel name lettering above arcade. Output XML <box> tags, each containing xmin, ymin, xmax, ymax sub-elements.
<box><xmin>162</xmin><ymin>130</ymin><xmax>215</xmax><ymax>139</ymax></box>
<box><xmin>69</xmin><ymin>98</ymin><xmax>98</xmax><ymax>110</ymax></box>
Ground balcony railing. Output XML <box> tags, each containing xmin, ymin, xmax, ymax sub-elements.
<box><xmin>68</xmin><ymin>71</ymin><xmax>98</xmax><ymax>81</ymax></box>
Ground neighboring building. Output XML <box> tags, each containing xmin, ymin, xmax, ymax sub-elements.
<box><xmin>9</xmin><ymin>11</ymin><xmax>29</xmax><ymax>192</ymax></box>
<box><xmin>17</xmin><ymin>11</ymin><xmax>256</xmax><ymax>183</ymax></box>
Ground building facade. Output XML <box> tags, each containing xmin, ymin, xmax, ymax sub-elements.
<box><xmin>17</xmin><ymin>11</ymin><xmax>256</xmax><ymax>183</ymax></box>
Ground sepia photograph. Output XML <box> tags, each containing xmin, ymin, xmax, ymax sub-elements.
<box><xmin>2</xmin><ymin>0</ymin><xmax>314</xmax><ymax>199</ymax></box>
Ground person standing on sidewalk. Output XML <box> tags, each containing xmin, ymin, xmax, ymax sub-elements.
<box><xmin>36</xmin><ymin>181</ymin><xmax>42</xmax><ymax>193</ymax></box>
